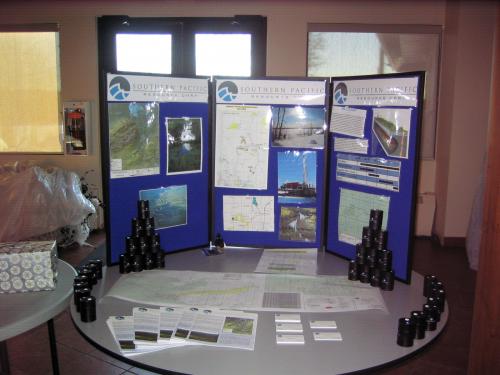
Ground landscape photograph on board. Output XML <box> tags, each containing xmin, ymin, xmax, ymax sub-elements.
<box><xmin>108</xmin><ymin>102</ymin><xmax>160</xmax><ymax>177</ymax></box>
<box><xmin>139</xmin><ymin>185</ymin><xmax>187</xmax><ymax>229</ymax></box>
<box><xmin>166</xmin><ymin>117</ymin><xmax>202</xmax><ymax>175</ymax></box>
<box><xmin>278</xmin><ymin>150</ymin><xmax>317</xmax><ymax>204</ymax></box>
<box><xmin>279</xmin><ymin>206</ymin><xmax>317</xmax><ymax>242</ymax></box>
<box><xmin>271</xmin><ymin>106</ymin><xmax>325</xmax><ymax>148</ymax></box>
<box><xmin>371</xmin><ymin>108</ymin><xmax>411</xmax><ymax>159</ymax></box>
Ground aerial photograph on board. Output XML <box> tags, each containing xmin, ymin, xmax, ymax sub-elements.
<box><xmin>139</xmin><ymin>185</ymin><xmax>187</xmax><ymax>229</ymax></box>
<box><xmin>108</xmin><ymin>102</ymin><xmax>160</xmax><ymax>175</ymax></box>
<box><xmin>167</xmin><ymin>117</ymin><xmax>202</xmax><ymax>174</ymax></box>
<box><xmin>271</xmin><ymin>106</ymin><xmax>325</xmax><ymax>148</ymax></box>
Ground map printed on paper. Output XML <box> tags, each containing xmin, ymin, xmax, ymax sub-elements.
<box><xmin>338</xmin><ymin>188</ymin><xmax>390</xmax><ymax>245</ymax></box>
<box><xmin>104</xmin><ymin>270</ymin><xmax>387</xmax><ymax>313</ymax></box>
<box><xmin>223</xmin><ymin>195</ymin><xmax>275</xmax><ymax>232</ymax></box>
<box><xmin>214</xmin><ymin>105</ymin><xmax>271</xmax><ymax>189</ymax></box>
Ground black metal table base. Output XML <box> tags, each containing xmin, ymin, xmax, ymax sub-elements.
<box><xmin>0</xmin><ymin>341</ymin><xmax>9</xmax><ymax>375</ymax></box>
<box><xmin>0</xmin><ymin>319</ymin><xmax>59</xmax><ymax>375</ymax></box>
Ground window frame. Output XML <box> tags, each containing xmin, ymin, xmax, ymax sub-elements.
<box><xmin>0</xmin><ymin>23</ymin><xmax>63</xmax><ymax>154</ymax></box>
<box><xmin>97</xmin><ymin>15</ymin><xmax>267</xmax><ymax>77</ymax></box>
<box><xmin>306</xmin><ymin>23</ymin><xmax>442</xmax><ymax>160</ymax></box>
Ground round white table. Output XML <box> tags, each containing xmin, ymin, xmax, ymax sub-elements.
<box><xmin>72</xmin><ymin>248</ymin><xmax>447</xmax><ymax>375</ymax></box>
<box><xmin>0</xmin><ymin>260</ymin><xmax>76</xmax><ymax>375</ymax></box>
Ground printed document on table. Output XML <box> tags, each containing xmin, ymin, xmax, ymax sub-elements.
<box><xmin>254</xmin><ymin>248</ymin><xmax>318</xmax><ymax>275</ymax></box>
<box><xmin>105</xmin><ymin>270</ymin><xmax>386</xmax><ymax>313</ymax></box>
<box><xmin>107</xmin><ymin>316</ymin><xmax>184</xmax><ymax>356</ymax></box>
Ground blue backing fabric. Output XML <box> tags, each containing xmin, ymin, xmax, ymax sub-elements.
<box><xmin>108</xmin><ymin>102</ymin><xmax>210</xmax><ymax>264</ymax></box>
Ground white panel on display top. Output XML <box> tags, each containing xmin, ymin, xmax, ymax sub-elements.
<box><xmin>332</xmin><ymin>77</ymin><xmax>419</xmax><ymax>107</ymax></box>
<box><xmin>107</xmin><ymin>73</ymin><xmax>208</xmax><ymax>103</ymax></box>
<box><xmin>215</xmin><ymin>79</ymin><xmax>325</xmax><ymax>105</ymax></box>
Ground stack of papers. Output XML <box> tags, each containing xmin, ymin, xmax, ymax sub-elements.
<box><xmin>107</xmin><ymin>305</ymin><xmax>258</xmax><ymax>356</ymax></box>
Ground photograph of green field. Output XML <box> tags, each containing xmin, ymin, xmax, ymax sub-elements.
<box><xmin>134</xmin><ymin>331</ymin><xmax>158</xmax><ymax>342</ymax></box>
<box><xmin>279</xmin><ymin>206</ymin><xmax>317</xmax><ymax>242</ymax></box>
<box><xmin>139</xmin><ymin>185</ymin><xmax>187</xmax><ymax>229</ymax></box>
<box><xmin>223</xmin><ymin>317</ymin><xmax>253</xmax><ymax>335</ymax></box>
<box><xmin>108</xmin><ymin>102</ymin><xmax>160</xmax><ymax>173</ymax></box>
<box><xmin>188</xmin><ymin>331</ymin><xmax>219</xmax><ymax>343</ymax></box>
<box><xmin>167</xmin><ymin>117</ymin><xmax>202</xmax><ymax>174</ymax></box>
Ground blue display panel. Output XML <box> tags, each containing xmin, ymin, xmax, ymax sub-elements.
<box><xmin>325</xmin><ymin>72</ymin><xmax>425</xmax><ymax>283</ymax></box>
<box><xmin>212</xmin><ymin>78</ymin><xmax>329</xmax><ymax>248</ymax></box>
<box><xmin>102</xmin><ymin>73</ymin><xmax>210</xmax><ymax>264</ymax></box>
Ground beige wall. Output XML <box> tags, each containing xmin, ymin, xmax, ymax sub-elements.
<box><xmin>434</xmin><ymin>1</ymin><xmax>496</xmax><ymax>241</ymax></box>
<box><xmin>0</xmin><ymin>0</ymin><xmax>495</xmax><ymax>241</ymax></box>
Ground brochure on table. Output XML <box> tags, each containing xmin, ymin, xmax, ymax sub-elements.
<box><xmin>213</xmin><ymin>78</ymin><xmax>329</xmax><ymax>248</ymax></box>
<box><xmin>325</xmin><ymin>72</ymin><xmax>425</xmax><ymax>283</ymax></box>
<box><xmin>102</xmin><ymin>73</ymin><xmax>210</xmax><ymax>264</ymax></box>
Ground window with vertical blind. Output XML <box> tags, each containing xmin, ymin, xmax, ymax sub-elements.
<box><xmin>0</xmin><ymin>25</ymin><xmax>62</xmax><ymax>153</ymax></box>
<box><xmin>307</xmin><ymin>24</ymin><xmax>441</xmax><ymax>160</ymax></box>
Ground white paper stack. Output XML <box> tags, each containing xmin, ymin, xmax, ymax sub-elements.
<box><xmin>107</xmin><ymin>305</ymin><xmax>258</xmax><ymax>356</ymax></box>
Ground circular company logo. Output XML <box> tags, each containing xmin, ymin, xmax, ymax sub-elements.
<box><xmin>334</xmin><ymin>82</ymin><xmax>348</xmax><ymax>105</ymax></box>
<box><xmin>217</xmin><ymin>81</ymin><xmax>238</xmax><ymax>102</ymax></box>
<box><xmin>109</xmin><ymin>76</ymin><xmax>131</xmax><ymax>100</ymax></box>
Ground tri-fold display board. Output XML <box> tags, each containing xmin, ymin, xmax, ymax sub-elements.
<box><xmin>325</xmin><ymin>72</ymin><xmax>425</xmax><ymax>282</ymax></box>
<box><xmin>212</xmin><ymin>78</ymin><xmax>329</xmax><ymax>248</ymax></box>
<box><xmin>101</xmin><ymin>71</ymin><xmax>424</xmax><ymax>283</ymax></box>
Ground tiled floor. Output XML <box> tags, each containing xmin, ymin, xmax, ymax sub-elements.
<box><xmin>3</xmin><ymin>233</ymin><xmax>476</xmax><ymax>375</ymax></box>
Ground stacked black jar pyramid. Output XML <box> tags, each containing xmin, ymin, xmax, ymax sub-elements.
<box><xmin>119</xmin><ymin>200</ymin><xmax>165</xmax><ymax>274</ymax></box>
<box><xmin>348</xmin><ymin>209</ymin><xmax>394</xmax><ymax>291</ymax></box>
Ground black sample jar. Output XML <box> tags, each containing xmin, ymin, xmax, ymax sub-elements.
<box><xmin>362</xmin><ymin>226</ymin><xmax>373</xmax><ymax>241</ymax></box>
<box><xmin>88</xmin><ymin>259</ymin><xmax>103</xmax><ymax>279</ymax></box>
<box><xmin>377</xmin><ymin>249</ymin><xmax>393</xmax><ymax>271</ymax></box>
<box><xmin>79</xmin><ymin>267</ymin><xmax>97</xmax><ymax>286</ymax></box>
<box><xmin>369</xmin><ymin>268</ymin><xmax>381</xmax><ymax>287</ymax></box>
<box><xmin>74</xmin><ymin>287</ymin><xmax>91</xmax><ymax>312</ymax></box>
<box><xmin>359</xmin><ymin>265</ymin><xmax>371</xmax><ymax>283</ymax></box>
<box><xmin>348</xmin><ymin>260</ymin><xmax>359</xmax><ymax>281</ymax></box>
<box><xmin>119</xmin><ymin>254</ymin><xmax>131</xmax><ymax>274</ymax></box>
<box><xmin>380</xmin><ymin>270</ymin><xmax>395</xmax><ymax>291</ymax></box>
<box><xmin>375</xmin><ymin>230</ymin><xmax>388</xmax><ymax>250</ymax></box>
<box><xmin>80</xmin><ymin>296</ymin><xmax>96</xmax><ymax>322</ymax></box>
<box><xmin>410</xmin><ymin>311</ymin><xmax>426</xmax><ymax>340</ymax></box>
<box><xmin>396</xmin><ymin>317</ymin><xmax>415</xmax><ymax>347</ymax></box>
<box><xmin>137</xmin><ymin>200</ymin><xmax>150</xmax><ymax>219</ymax></box>
<box><xmin>369</xmin><ymin>209</ymin><xmax>383</xmax><ymax>232</ymax></box>
<box><xmin>86</xmin><ymin>263</ymin><xmax>100</xmax><ymax>282</ymax></box>
<box><xmin>131</xmin><ymin>218</ymin><xmax>143</xmax><ymax>238</ymax></box>
<box><xmin>73</xmin><ymin>275</ymin><xmax>91</xmax><ymax>289</ymax></box>
<box><xmin>138</xmin><ymin>236</ymin><xmax>149</xmax><ymax>255</ymax></box>
<box><xmin>423</xmin><ymin>275</ymin><xmax>437</xmax><ymax>297</ymax></box>
<box><xmin>144</xmin><ymin>254</ymin><xmax>155</xmax><ymax>270</ymax></box>
<box><xmin>126</xmin><ymin>235</ymin><xmax>138</xmax><ymax>254</ymax></box>
<box><xmin>366</xmin><ymin>249</ymin><xmax>378</xmax><ymax>268</ymax></box>
<box><xmin>132</xmin><ymin>254</ymin><xmax>144</xmax><ymax>272</ymax></box>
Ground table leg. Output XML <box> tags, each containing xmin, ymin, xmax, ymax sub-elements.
<box><xmin>47</xmin><ymin>319</ymin><xmax>59</xmax><ymax>375</ymax></box>
<box><xmin>0</xmin><ymin>341</ymin><xmax>10</xmax><ymax>375</ymax></box>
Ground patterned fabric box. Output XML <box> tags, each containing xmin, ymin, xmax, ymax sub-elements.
<box><xmin>0</xmin><ymin>241</ymin><xmax>58</xmax><ymax>293</ymax></box>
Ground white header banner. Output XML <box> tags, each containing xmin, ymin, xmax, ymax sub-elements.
<box><xmin>107</xmin><ymin>74</ymin><xmax>209</xmax><ymax>103</ymax></box>
<box><xmin>332</xmin><ymin>77</ymin><xmax>419</xmax><ymax>107</ymax></box>
<box><xmin>215</xmin><ymin>79</ymin><xmax>326</xmax><ymax>105</ymax></box>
